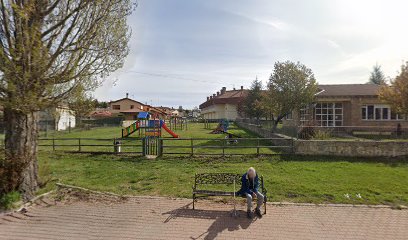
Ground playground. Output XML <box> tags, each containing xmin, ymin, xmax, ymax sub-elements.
<box><xmin>26</xmin><ymin>118</ymin><xmax>407</xmax><ymax>206</ymax></box>
<box><xmin>36</xmin><ymin>119</ymin><xmax>287</xmax><ymax>156</ymax></box>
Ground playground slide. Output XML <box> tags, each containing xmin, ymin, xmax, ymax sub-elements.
<box><xmin>161</xmin><ymin>122</ymin><xmax>179</xmax><ymax>138</ymax></box>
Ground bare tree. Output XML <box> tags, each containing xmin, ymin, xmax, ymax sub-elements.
<box><xmin>0</xmin><ymin>0</ymin><xmax>135</xmax><ymax>200</ymax></box>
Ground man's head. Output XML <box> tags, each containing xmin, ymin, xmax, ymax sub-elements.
<box><xmin>247</xmin><ymin>167</ymin><xmax>256</xmax><ymax>179</ymax></box>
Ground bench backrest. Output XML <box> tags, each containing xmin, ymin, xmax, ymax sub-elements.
<box><xmin>194</xmin><ymin>173</ymin><xmax>242</xmax><ymax>185</ymax></box>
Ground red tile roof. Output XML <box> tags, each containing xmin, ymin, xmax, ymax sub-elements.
<box><xmin>109</xmin><ymin>97</ymin><xmax>145</xmax><ymax>106</ymax></box>
<box><xmin>199</xmin><ymin>90</ymin><xmax>248</xmax><ymax>109</ymax></box>
<box><xmin>90</xmin><ymin>110</ymin><xmax>112</xmax><ymax>117</ymax></box>
<box><xmin>317</xmin><ymin>84</ymin><xmax>381</xmax><ymax>97</ymax></box>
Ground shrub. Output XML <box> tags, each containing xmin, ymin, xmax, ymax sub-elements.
<box><xmin>298</xmin><ymin>126</ymin><xmax>315</xmax><ymax>140</ymax></box>
<box><xmin>0</xmin><ymin>191</ymin><xmax>21</xmax><ymax>210</ymax></box>
<box><xmin>312</xmin><ymin>129</ymin><xmax>332</xmax><ymax>140</ymax></box>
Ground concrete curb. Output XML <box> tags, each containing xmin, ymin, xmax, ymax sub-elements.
<box><xmin>0</xmin><ymin>190</ymin><xmax>55</xmax><ymax>216</ymax></box>
<box><xmin>55</xmin><ymin>183</ymin><xmax>407</xmax><ymax>210</ymax></box>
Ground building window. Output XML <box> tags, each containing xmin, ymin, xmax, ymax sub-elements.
<box><xmin>314</xmin><ymin>102</ymin><xmax>343</xmax><ymax>126</ymax></box>
<box><xmin>362</xmin><ymin>105</ymin><xmax>404</xmax><ymax>120</ymax></box>
<box><xmin>130</xmin><ymin>105</ymin><xmax>134</xmax><ymax>109</ymax></box>
<box><xmin>286</xmin><ymin>112</ymin><xmax>293</xmax><ymax>120</ymax></box>
<box><xmin>300</xmin><ymin>108</ymin><xmax>311</xmax><ymax>125</ymax></box>
<box><xmin>112</xmin><ymin>105</ymin><xmax>120</xmax><ymax>110</ymax></box>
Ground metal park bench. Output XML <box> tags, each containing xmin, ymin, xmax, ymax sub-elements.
<box><xmin>192</xmin><ymin>173</ymin><xmax>268</xmax><ymax>214</ymax></box>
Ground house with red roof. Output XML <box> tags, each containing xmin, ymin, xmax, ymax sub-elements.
<box><xmin>108</xmin><ymin>94</ymin><xmax>168</xmax><ymax>127</ymax></box>
<box><xmin>199</xmin><ymin>86</ymin><xmax>247</xmax><ymax>120</ymax></box>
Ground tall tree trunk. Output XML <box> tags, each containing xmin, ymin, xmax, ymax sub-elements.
<box><xmin>3</xmin><ymin>108</ymin><xmax>39</xmax><ymax>201</ymax></box>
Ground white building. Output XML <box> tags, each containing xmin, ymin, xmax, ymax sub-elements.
<box><xmin>199</xmin><ymin>86</ymin><xmax>247</xmax><ymax>120</ymax></box>
<box><xmin>56</xmin><ymin>107</ymin><xmax>76</xmax><ymax>131</ymax></box>
<box><xmin>39</xmin><ymin>106</ymin><xmax>76</xmax><ymax>131</ymax></box>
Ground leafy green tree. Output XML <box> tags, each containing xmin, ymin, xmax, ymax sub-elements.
<box><xmin>264</xmin><ymin>61</ymin><xmax>318</xmax><ymax>130</ymax></box>
<box><xmin>0</xmin><ymin>0</ymin><xmax>135</xmax><ymax>200</ymax></box>
<box><xmin>368</xmin><ymin>64</ymin><xmax>386</xmax><ymax>85</ymax></box>
<box><xmin>94</xmin><ymin>100</ymin><xmax>109</xmax><ymax>109</ymax></box>
<box><xmin>379</xmin><ymin>62</ymin><xmax>408</xmax><ymax>114</ymax></box>
<box><xmin>241</xmin><ymin>78</ymin><xmax>264</xmax><ymax>121</ymax></box>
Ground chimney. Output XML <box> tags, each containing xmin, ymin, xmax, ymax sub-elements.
<box><xmin>207</xmin><ymin>96</ymin><xmax>210</xmax><ymax>101</ymax></box>
<box><xmin>217</xmin><ymin>91</ymin><xmax>220</xmax><ymax>96</ymax></box>
<box><xmin>210</xmin><ymin>96</ymin><xmax>213</xmax><ymax>99</ymax></box>
<box><xmin>233</xmin><ymin>87</ymin><xmax>236</xmax><ymax>90</ymax></box>
<box><xmin>126</xmin><ymin>93</ymin><xmax>129</xmax><ymax>98</ymax></box>
<box><xmin>221</xmin><ymin>87</ymin><xmax>226</xmax><ymax>94</ymax></box>
<box><xmin>240</xmin><ymin>86</ymin><xmax>244</xmax><ymax>90</ymax></box>
<box><xmin>213</xmin><ymin>94</ymin><xmax>216</xmax><ymax>98</ymax></box>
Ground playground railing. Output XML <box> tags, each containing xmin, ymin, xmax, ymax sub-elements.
<box><xmin>34</xmin><ymin>137</ymin><xmax>294</xmax><ymax>156</ymax></box>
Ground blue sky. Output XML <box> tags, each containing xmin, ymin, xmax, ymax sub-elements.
<box><xmin>94</xmin><ymin>0</ymin><xmax>408</xmax><ymax>108</ymax></box>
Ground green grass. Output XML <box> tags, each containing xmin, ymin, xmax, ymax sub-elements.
<box><xmin>37</xmin><ymin>123</ymin><xmax>282</xmax><ymax>155</ymax></box>
<box><xmin>38</xmin><ymin>151</ymin><xmax>408</xmax><ymax>206</ymax></box>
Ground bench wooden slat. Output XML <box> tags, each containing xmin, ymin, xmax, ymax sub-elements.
<box><xmin>193</xmin><ymin>190</ymin><xmax>235</xmax><ymax>196</ymax></box>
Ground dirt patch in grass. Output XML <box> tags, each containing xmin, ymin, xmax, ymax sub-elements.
<box><xmin>55</xmin><ymin>185</ymin><xmax>128</xmax><ymax>205</ymax></box>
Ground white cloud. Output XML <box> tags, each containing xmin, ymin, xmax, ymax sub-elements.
<box><xmin>94</xmin><ymin>0</ymin><xmax>408</xmax><ymax>108</ymax></box>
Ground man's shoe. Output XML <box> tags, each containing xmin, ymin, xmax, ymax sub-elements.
<box><xmin>247</xmin><ymin>210</ymin><xmax>253</xmax><ymax>219</ymax></box>
<box><xmin>255</xmin><ymin>208</ymin><xmax>262</xmax><ymax>218</ymax></box>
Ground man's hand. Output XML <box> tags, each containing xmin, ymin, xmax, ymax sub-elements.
<box><xmin>252</xmin><ymin>192</ymin><xmax>256</xmax><ymax>198</ymax></box>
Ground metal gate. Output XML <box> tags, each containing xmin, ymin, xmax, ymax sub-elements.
<box><xmin>142</xmin><ymin>137</ymin><xmax>162</xmax><ymax>156</ymax></box>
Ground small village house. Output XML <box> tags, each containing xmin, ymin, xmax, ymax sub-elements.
<box><xmin>199</xmin><ymin>86</ymin><xmax>247</xmax><ymax>120</ymax></box>
<box><xmin>109</xmin><ymin>94</ymin><xmax>168</xmax><ymax>127</ymax></box>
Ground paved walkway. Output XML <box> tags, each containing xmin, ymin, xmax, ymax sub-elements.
<box><xmin>0</xmin><ymin>196</ymin><xmax>407</xmax><ymax>240</ymax></box>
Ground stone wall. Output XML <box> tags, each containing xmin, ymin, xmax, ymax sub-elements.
<box><xmin>236</xmin><ymin>120</ymin><xmax>408</xmax><ymax>157</ymax></box>
<box><xmin>235</xmin><ymin>121</ymin><xmax>293</xmax><ymax>149</ymax></box>
<box><xmin>295</xmin><ymin>140</ymin><xmax>408</xmax><ymax>157</ymax></box>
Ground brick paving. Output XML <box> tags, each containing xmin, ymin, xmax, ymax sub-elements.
<box><xmin>0</xmin><ymin>196</ymin><xmax>407</xmax><ymax>240</ymax></box>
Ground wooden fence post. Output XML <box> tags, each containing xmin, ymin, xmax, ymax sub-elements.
<box><xmin>190</xmin><ymin>138</ymin><xmax>194</xmax><ymax>156</ymax></box>
<box><xmin>78</xmin><ymin>138</ymin><xmax>81</xmax><ymax>152</ymax></box>
<box><xmin>257</xmin><ymin>138</ymin><xmax>260</xmax><ymax>156</ymax></box>
<box><xmin>52</xmin><ymin>138</ymin><xmax>55</xmax><ymax>151</ymax></box>
<box><xmin>222</xmin><ymin>138</ymin><xmax>225</xmax><ymax>157</ymax></box>
<box><xmin>159</xmin><ymin>139</ymin><xmax>163</xmax><ymax>157</ymax></box>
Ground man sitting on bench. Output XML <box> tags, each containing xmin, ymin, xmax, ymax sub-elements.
<box><xmin>237</xmin><ymin>167</ymin><xmax>264</xmax><ymax>219</ymax></box>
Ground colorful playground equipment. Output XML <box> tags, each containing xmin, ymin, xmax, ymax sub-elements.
<box><xmin>121</xmin><ymin>112</ymin><xmax>179</xmax><ymax>138</ymax></box>
<box><xmin>210</xmin><ymin>119</ymin><xmax>229</xmax><ymax>134</ymax></box>
<box><xmin>122</xmin><ymin>119</ymin><xmax>179</xmax><ymax>138</ymax></box>
<box><xmin>208</xmin><ymin>119</ymin><xmax>242</xmax><ymax>140</ymax></box>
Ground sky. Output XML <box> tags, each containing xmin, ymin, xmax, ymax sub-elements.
<box><xmin>94</xmin><ymin>0</ymin><xmax>408</xmax><ymax>109</ymax></box>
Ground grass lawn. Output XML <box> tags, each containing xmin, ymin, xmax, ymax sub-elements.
<box><xmin>37</xmin><ymin>122</ymin><xmax>283</xmax><ymax>155</ymax></box>
<box><xmin>38</xmin><ymin>151</ymin><xmax>408</xmax><ymax>206</ymax></box>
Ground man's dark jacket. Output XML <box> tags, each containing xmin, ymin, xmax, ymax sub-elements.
<box><xmin>236</xmin><ymin>173</ymin><xmax>260</xmax><ymax>196</ymax></box>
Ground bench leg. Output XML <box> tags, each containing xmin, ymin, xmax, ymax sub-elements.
<box><xmin>193</xmin><ymin>194</ymin><xmax>195</xmax><ymax>210</ymax></box>
<box><xmin>264</xmin><ymin>197</ymin><xmax>267</xmax><ymax>214</ymax></box>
